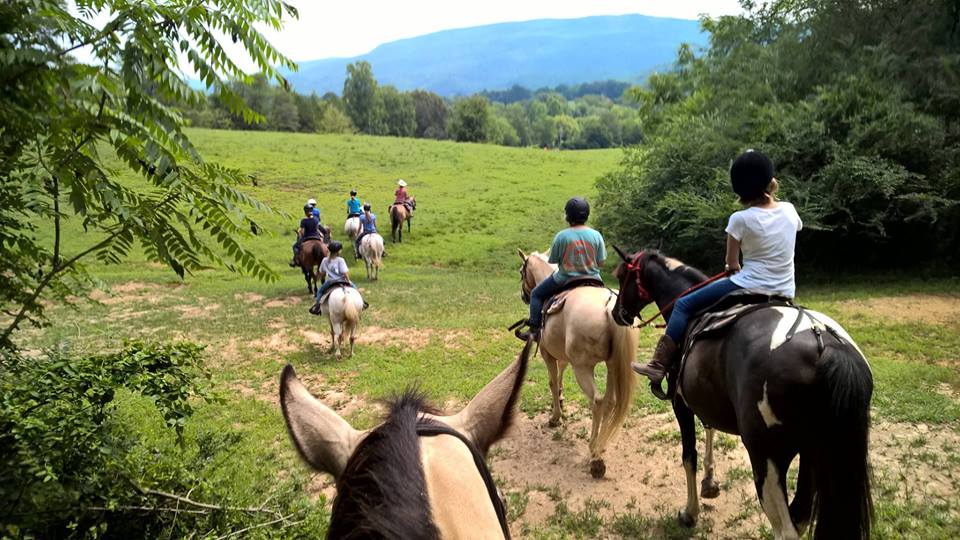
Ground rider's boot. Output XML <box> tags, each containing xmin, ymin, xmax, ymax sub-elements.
<box><xmin>309</xmin><ymin>302</ymin><xmax>322</xmax><ymax>315</ymax></box>
<box><xmin>632</xmin><ymin>334</ymin><xmax>678</xmax><ymax>385</ymax></box>
<box><xmin>514</xmin><ymin>322</ymin><xmax>540</xmax><ymax>343</ymax></box>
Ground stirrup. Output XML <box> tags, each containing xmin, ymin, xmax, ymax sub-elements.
<box><xmin>650</xmin><ymin>379</ymin><xmax>669</xmax><ymax>401</ymax></box>
<box><xmin>309</xmin><ymin>303</ymin><xmax>322</xmax><ymax>315</ymax></box>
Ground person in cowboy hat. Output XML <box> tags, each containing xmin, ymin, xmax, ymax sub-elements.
<box><xmin>632</xmin><ymin>150</ymin><xmax>802</xmax><ymax>387</ymax></box>
<box><xmin>394</xmin><ymin>179</ymin><xmax>412</xmax><ymax>210</ymax></box>
<box><xmin>346</xmin><ymin>190</ymin><xmax>362</xmax><ymax>218</ymax></box>
<box><xmin>515</xmin><ymin>197</ymin><xmax>606</xmax><ymax>342</ymax></box>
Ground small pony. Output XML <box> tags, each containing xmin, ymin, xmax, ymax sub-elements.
<box><xmin>280</xmin><ymin>339</ymin><xmax>533</xmax><ymax>539</ymax></box>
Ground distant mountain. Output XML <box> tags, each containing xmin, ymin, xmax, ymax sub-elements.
<box><xmin>283</xmin><ymin>14</ymin><xmax>706</xmax><ymax>97</ymax></box>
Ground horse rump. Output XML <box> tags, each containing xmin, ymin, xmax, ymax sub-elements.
<box><xmin>810</xmin><ymin>343</ymin><xmax>874</xmax><ymax>540</ymax></box>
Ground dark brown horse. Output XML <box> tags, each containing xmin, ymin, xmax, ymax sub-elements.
<box><xmin>280</xmin><ymin>340</ymin><xmax>532</xmax><ymax>539</ymax></box>
<box><xmin>297</xmin><ymin>238</ymin><xmax>327</xmax><ymax>294</ymax></box>
<box><xmin>389</xmin><ymin>196</ymin><xmax>416</xmax><ymax>243</ymax></box>
<box><xmin>610</xmin><ymin>249</ymin><xmax>873</xmax><ymax>540</ymax></box>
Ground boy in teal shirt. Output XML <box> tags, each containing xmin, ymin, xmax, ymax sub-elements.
<box><xmin>516</xmin><ymin>197</ymin><xmax>606</xmax><ymax>341</ymax></box>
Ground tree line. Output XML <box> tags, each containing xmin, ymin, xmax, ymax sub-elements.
<box><xmin>182</xmin><ymin>61</ymin><xmax>644</xmax><ymax>149</ymax></box>
<box><xmin>596</xmin><ymin>0</ymin><xmax>960</xmax><ymax>271</ymax></box>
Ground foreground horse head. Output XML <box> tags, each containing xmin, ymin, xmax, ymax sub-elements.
<box><xmin>516</xmin><ymin>249</ymin><xmax>637</xmax><ymax>478</ymax></box>
<box><xmin>281</xmin><ymin>340</ymin><xmax>533</xmax><ymax>539</ymax></box>
<box><xmin>611</xmin><ymin>248</ymin><xmax>874</xmax><ymax>540</ymax></box>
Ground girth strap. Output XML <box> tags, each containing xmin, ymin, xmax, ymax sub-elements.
<box><xmin>416</xmin><ymin>421</ymin><xmax>511</xmax><ymax>539</ymax></box>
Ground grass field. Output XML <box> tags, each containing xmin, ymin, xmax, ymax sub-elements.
<box><xmin>18</xmin><ymin>129</ymin><xmax>960</xmax><ymax>538</ymax></box>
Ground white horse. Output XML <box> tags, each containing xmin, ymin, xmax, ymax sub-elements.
<box><xmin>344</xmin><ymin>216</ymin><xmax>361</xmax><ymax>247</ymax></box>
<box><xmin>359</xmin><ymin>233</ymin><xmax>384</xmax><ymax>281</ymax></box>
<box><xmin>319</xmin><ymin>285</ymin><xmax>364</xmax><ymax>359</ymax></box>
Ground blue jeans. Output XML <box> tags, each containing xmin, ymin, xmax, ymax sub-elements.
<box><xmin>315</xmin><ymin>280</ymin><xmax>357</xmax><ymax>302</ymax></box>
<box><xmin>664</xmin><ymin>277</ymin><xmax>742</xmax><ymax>343</ymax></box>
<box><xmin>528</xmin><ymin>274</ymin><xmax>563</xmax><ymax>329</ymax></box>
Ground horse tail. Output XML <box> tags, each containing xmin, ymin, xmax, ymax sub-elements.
<box><xmin>595</xmin><ymin>322</ymin><xmax>638</xmax><ymax>452</ymax></box>
<box><xmin>810</xmin><ymin>343</ymin><xmax>874</xmax><ymax>540</ymax></box>
<box><xmin>342</xmin><ymin>289</ymin><xmax>360</xmax><ymax>327</ymax></box>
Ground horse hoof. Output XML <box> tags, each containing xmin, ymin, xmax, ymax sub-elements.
<box><xmin>589</xmin><ymin>459</ymin><xmax>606</xmax><ymax>479</ymax></box>
<box><xmin>677</xmin><ymin>510</ymin><xmax>696</xmax><ymax>528</ymax></box>
<box><xmin>700</xmin><ymin>480</ymin><xmax>721</xmax><ymax>499</ymax></box>
<box><xmin>547</xmin><ymin>418</ymin><xmax>561</xmax><ymax>428</ymax></box>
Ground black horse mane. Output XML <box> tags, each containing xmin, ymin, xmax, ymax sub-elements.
<box><xmin>327</xmin><ymin>390</ymin><xmax>442</xmax><ymax>540</ymax></box>
<box><xmin>643</xmin><ymin>249</ymin><xmax>709</xmax><ymax>284</ymax></box>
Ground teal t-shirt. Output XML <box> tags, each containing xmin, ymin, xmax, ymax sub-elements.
<box><xmin>347</xmin><ymin>198</ymin><xmax>362</xmax><ymax>214</ymax></box>
<box><xmin>548</xmin><ymin>226</ymin><xmax>606</xmax><ymax>283</ymax></box>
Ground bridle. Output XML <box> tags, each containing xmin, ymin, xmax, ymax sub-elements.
<box><xmin>416</xmin><ymin>421</ymin><xmax>511</xmax><ymax>539</ymax></box>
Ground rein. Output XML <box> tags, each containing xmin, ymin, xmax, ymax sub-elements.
<box><xmin>625</xmin><ymin>252</ymin><xmax>730</xmax><ymax>329</ymax></box>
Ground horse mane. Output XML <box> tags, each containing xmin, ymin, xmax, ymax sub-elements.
<box><xmin>327</xmin><ymin>390</ymin><xmax>441</xmax><ymax>540</ymax></box>
<box><xmin>528</xmin><ymin>251</ymin><xmax>558</xmax><ymax>271</ymax></box>
<box><xmin>645</xmin><ymin>250</ymin><xmax>708</xmax><ymax>284</ymax></box>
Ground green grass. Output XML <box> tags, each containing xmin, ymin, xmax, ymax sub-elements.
<box><xmin>16</xmin><ymin>128</ymin><xmax>960</xmax><ymax>537</ymax></box>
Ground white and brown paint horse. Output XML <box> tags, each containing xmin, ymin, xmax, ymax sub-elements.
<box><xmin>611</xmin><ymin>249</ymin><xmax>873</xmax><ymax>540</ymax></box>
<box><xmin>518</xmin><ymin>250</ymin><xmax>637</xmax><ymax>478</ymax></box>
<box><xmin>281</xmin><ymin>340</ymin><xmax>533</xmax><ymax>539</ymax></box>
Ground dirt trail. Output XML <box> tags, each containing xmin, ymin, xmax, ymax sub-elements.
<box><xmin>836</xmin><ymin>294</ymin><xmax>960</xmax><ymax>326</ymax></box>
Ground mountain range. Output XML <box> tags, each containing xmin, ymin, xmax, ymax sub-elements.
<box><xmin>282</xmin><ymin>14</ymin><xmax>706</xmax><ymax>97</ymax></box>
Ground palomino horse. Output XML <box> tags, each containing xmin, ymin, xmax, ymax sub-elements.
<box><xmin>518</xmin><ymin>250</ymin><xmax>637</xmax><ymax>478</ymax></box>
<box><xmin>281</xmin><ymin>339</ymin><xmax>533</xmax><ymax>539</ymax></box>
<box><xmin>610</xmin><ymin>249</ymin><xmax>873</xmax><ymax>540</ymax></box>
<box><xmin>359</xmin><ymin>233</ymin><xmax>384</xmax><ymax>281</ymax></box>
<box><xmin>389</xmin><ymin>196</ymin><xmax>416</xmax><ymax>243</ymax></box>
<box><xmin>298</xmin><ymin>238</ymin><xmax>328</xmax><ymax>294</ymax></box>
<box><xmin>319</xmin><ymin>285</ymin><xmax>364</xmax><ymax>359</ymax></box>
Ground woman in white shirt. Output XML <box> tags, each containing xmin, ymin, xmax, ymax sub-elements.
<box><xmin>633</xmin><ymin>150</ymin><xmax>802</xmax><ymax>385</ymax></box>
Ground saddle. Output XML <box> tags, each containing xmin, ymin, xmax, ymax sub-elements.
<box><xmin>542</xmin><ymin>276</ymin><xmax>606</xmax><ymax>320</ymax></box>
<box><xmin>316</xmin><ymin>282</ymin><xmax>352</xmax><ymax>306</ymax></box>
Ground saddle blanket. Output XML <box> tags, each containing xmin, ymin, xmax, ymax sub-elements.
<box><xmin>317</xmin><ymin>283</ymin><xmax>355</xmax><ymax>305</ymax></box>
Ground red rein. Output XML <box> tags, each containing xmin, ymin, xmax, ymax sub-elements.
<box><xmin>625</xmin><ymin>252</ymin><xmax>730</xmax><ymax>329</ymax></box>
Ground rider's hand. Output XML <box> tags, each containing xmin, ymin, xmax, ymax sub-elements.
<box><xmin>724</xmin><ymin>263</ymin><xmax>741</xmax><ymax>274</ymax></box>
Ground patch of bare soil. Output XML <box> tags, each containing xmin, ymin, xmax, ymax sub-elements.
<box><xmin>264</xmin><ymin>295</ymin><xmax>303</xmax><ymax>309</ymax></box>
<box><xmin>838</xmin><ymin>294</ymin><xmax>960</xmax><ymax>326</ymax></box>
<box><xmin>489</xmin><ymin>410</ymin><xmax>960</xmax><ymax>538</ymax></box>
<box><xmin>234</xmin><ymin>292</ymin><xmax>265</xmax><ymax>303</ymax></box>
<box><xmin>356</xmin><ymin>326</ymin><xmax>469</xmax><ymax>350</ymax></box>
<box><xmin>89</xmin><ymin>281</ymin><xmax>166</xmax><ymax>305</ymax></box>
<box><xmin>174</xmin><ymin>303</ymin><xmax>220</xmax><ymax>319</ymax></box>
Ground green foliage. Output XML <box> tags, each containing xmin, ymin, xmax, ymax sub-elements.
<box><xmin>0</xmin><ymin>341</ymin><xmax>214</xmax><ymax>536</ymax></box>
<box><xmin>450</xmin><ymin>95</ymin><xmax>494</xmax><ymax>143</ymax></box>
<box><xmin>378</xmin><ymin>85</ymin><xmax>416</xmax><ymax>137</ymax></box>
<box><xmin>342</xmin><ymin>61</ymin><xmax>383</xmax><ymax>134</ymax></box>
<box><xmin>597</xmin><ymin>1</ymin><xmax>960</xmax><ymax>270</ymax></box>
<box><xmin>0</xmin><ymin>0</ymin><xmax>297</xmax><ymax>349</ymax></box>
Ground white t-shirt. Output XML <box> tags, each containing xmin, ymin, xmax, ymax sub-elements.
<box><xmin>725</xmin><ymin>202</ymin><xmax>803</xmax><ymax>297</ymax></box>
<box><xmin>320</xmin><ymin>256</ymin><xmax>349</xmax><ymax>282</ymax></box>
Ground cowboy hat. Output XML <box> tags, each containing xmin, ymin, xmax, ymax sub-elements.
<box><xmin>397</xmin><ymin>179</ymin><xmax>407</xmax><ymax>187</ymax></box>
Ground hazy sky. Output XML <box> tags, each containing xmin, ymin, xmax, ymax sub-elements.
<box><xmin>272</xmin><ymin>1</ymin><xmax>745</xmax><ymax>61</ymax></box>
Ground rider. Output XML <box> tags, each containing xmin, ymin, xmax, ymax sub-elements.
<box><xmin>307</xmin><ymin>197</ymin><xmax>331</xmax><ymax>242</ymax></box>
<box><xmin>632</xmin><ymin>150</ymin><xmax>803</xmax><ymax>386</ymax></box>
<box><xmin>309</xmin><ymin>241</ymin><xmax>366</xmax><ymax>313</ymax></box>
<box><xmin>354</xmin><ymin>203</ymin><xmax>378</xmax><ymax>259</ymax></box>
<box><xmin>394</xmin><ymin>179</ymin><xmax>412</xmax><ymax>210</ymax></box>
<box><xmin>515</xmin><ymin>197</ymin><xmax>606</xmax><ymax>342</ymax></box>
<box><xmin>290</xmin><ymin>204</ymin><xmax>324</xmax><ymax>267</ymax></box>
<box><xmin>346</xmin><ymin>190</ymin><xmax>362</xmax><ymax>217</ymax></box>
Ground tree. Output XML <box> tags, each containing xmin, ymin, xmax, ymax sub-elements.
<box><xmin>411</xmin><ymin>90</ymin><xmax>449</xmax><ymax>139</ymax></box>
<box><xmin>270</xmin><ymin>90</ymin><xmax>300</xmax><ymax>131</ymax></box>
<box><xmin>317</xmin><ymin>103</ymin><xmax>356</xmax><ymax>134</ymax></box>
<box><xmin>0</xmin><ymin>0</ymin><xmax>295</xmax><ymax>348</ymax></box>
<box><xmin>450</xmin><ymin>96</ymin><xmax>493</xmax><ymax>143</ymax></box>
<box><xmin>379</xmin><ymin>86</ymin><xmax>416</xmax><ymax>137</ymax></box>
<box><xmin>342</xmin><ymin>61</ymin><xmax>384</xmax><ymax>134</ymax></box>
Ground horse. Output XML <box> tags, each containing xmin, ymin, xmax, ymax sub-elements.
<box><xmin>609</xmin><ymin>248</ymin><xmax>873</xmax><ymax>540</ymax></box>
<box><xmin>359</xmin><ymin>233</ymin><xmax>384</xmax><ymax>281</ymax></box>
<box><xmin>319</xmin><ymin>285</ymin><xmax>364</xmax><ymax>359</ymax></box>
<box><xmin>298</xmin><ymin>238</ymin><xmax>328</xmax><ymax>295</ymax></box>
<box><xmin>344</xmin><ymin>216</ymin><xmax>361</xmax><ymax>248</ymax></box>
<box><xmin>517</xmin><ymin>250</ymin><xmax>637</xmax><ymax>478</ymax></box>
<box><xmin>389</xmin><ymin>196</ymin><xmax>415</xmax><ymax>243</ymax></box>
<box><xmin>280</xmin><ymin>339</ymin><xmax>533</xmax><ymax>539</ymax></box>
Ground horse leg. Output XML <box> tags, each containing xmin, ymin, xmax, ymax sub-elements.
<box><xmin>542</xmin><ymin>351</ymin><xmax>563</xmax><ymax>427</ymax></box>
<box><xmin>674</xmin><ymin>398</ymin><xmax>700</xmax><ymax>527</ymax></box>
<box><xmin>572</xmin><ymin>364</ymin><xmax>605</xmax><ymax>478</ymax></box>
<box><xmin>701</xmin><ymin>427</ymin><xmax>721</xmax><ymax>498</ymax></box>
<box><xmin>743</xmin><ymin>433</ymin><xmax>800</xmax><ymax>540</ymax></box>
<box><xmin>332</xmin><ymin>322</ymin><xmax>343</xmax><ymax>360</ymax></box>
<box><xmin>326</xmin><ymin>320</ymin><xmax>336</xmax><ymax>354</ymax></box>
<box><xmin>789</xmin><ymin>450</ymin><xmax>814</xmax><ymax>536</ymax></box>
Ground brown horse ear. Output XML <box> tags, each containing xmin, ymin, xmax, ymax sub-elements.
<box><xmin>613</xmin><ymin>245</ymin><xmax>629</xmax><ymax>262</ymax></box>
<box><xmin>435</xmin><ymin>340</ymin><xmax>533</xmax><ymax>456</ymax></box>
<box><xmin>279</xmin><ymin>364</ymin><xmax>366</xmax><ymax>480</ymax></box>
<box><xmin>517</xmin><ymin>248</ymin><xmax>527</xmax><ymax>261</ymax></box>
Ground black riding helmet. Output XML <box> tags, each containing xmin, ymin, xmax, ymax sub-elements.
<box><xmin>303</xmin><ymin>204</ymin><xmax>313</xmax><ymax>215</ymax></box>
<box><xmin>730</xmin><ymin>150</ymin><xmax>774</xmax><ymax>200</ymax></box>
<box><xmin>329</xmin><ymin>240</ymin><xmax>343</xmax><ymax>253</ymax></box>
<box><xmin>564</xmin><ymin>197</ymin><xmax>590</xmax><ymax>224</ymax></box>
<box><xmin>363</xmin><ymin>203</ymin><xmax>371</xmax><ymax>211</ymax></box>
<box><xmin>350</xmin><ymin>190</ymin><xmax>357</xmax><ymax>196</ymax></box>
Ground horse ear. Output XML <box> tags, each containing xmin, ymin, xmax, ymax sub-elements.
<box><xmin>613</xmin><ymin>245</ymin><xmax>629</xmax><ymax>262</ymax></box>
<box><xmin>517</xmin><ymin>248</ymin><xmax>527</xmax><ymax>261</ymax></box>
<box><xmin>280</xmin><ymin>364</ymin><xmax>366</xmax><ymax>480</ymax></box>
<box><xmin>436</xmin><ymin>339</ymin><xmax>533</xmax><ymax>456</ymax></box>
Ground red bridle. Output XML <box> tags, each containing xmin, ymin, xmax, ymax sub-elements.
<box><xmin>624</xmin><ymin>251</ymin><xmax>655</xmax><ymax>305</ymax></box>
